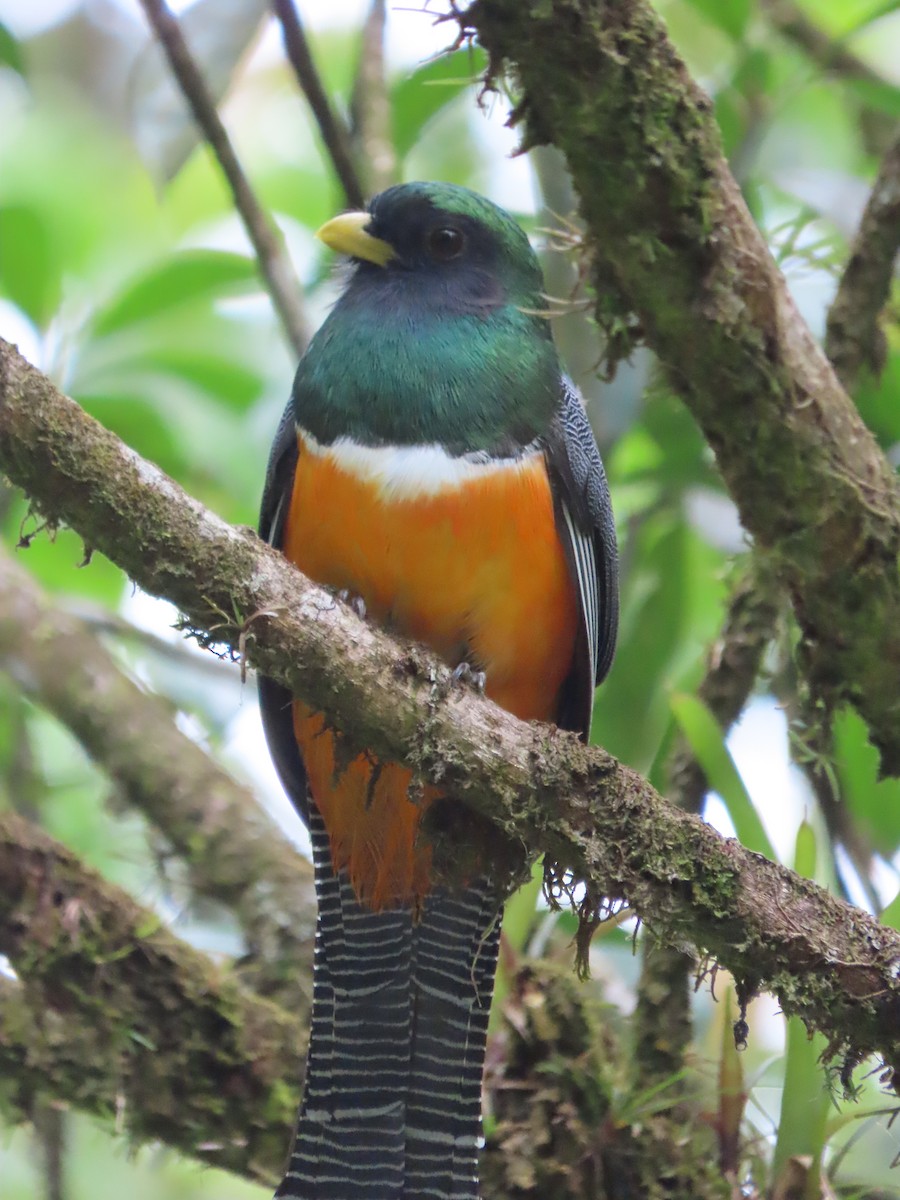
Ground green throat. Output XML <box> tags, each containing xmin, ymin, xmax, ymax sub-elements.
<box><xmin>293</xmin><ymin>182</ymin><xmax>563</xmax><ymax>456</ymax></box>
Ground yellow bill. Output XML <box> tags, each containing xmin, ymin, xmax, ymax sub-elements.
<box><xmin>316</xmin><ymin>212</ymin><xmax>395</xmax><ymax>267</ymax></box>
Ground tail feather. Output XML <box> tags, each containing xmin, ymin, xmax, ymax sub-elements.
<box><xmin>277</xmin><ymin>805</ymin><xmax>500</xmax><ymax>1200</ymax></box>
<box><xmin>405</xmin><ymin>887</ymin><xmax>499</xmax><ymax>1200</ymax></box>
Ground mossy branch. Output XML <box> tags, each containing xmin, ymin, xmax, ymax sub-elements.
<box><xmin>0</xmin><ymin>544</ymin><xmax>316</xmax><ymax>1005</ymax></box>
<box><xmin>0</xmin><ymin>811</ymin><xmax>302</xmax><ymax>1183</ymax></box>
<box><xmin>825</xmin><ymin>129</ymin><xmax>900</xmax><ymax>391</ymax></box>
<box><xmin>459</xmin><ymin>0</ymin><xmax>900</xmax><ymax>776</ymax></box>
<box><xmin>2</xmin><ymin>339</ymin><xmax>900</xmax><ymax>1082</ymax></box>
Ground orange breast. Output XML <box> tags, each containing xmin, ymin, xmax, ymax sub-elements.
<box><xmin>283</xmin><ymin>431</ymin><xmax>578</xmax><ymax>908</ymax></box>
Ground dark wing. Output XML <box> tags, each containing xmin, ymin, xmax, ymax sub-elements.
<box><xmin>258</xmin><ymin>400</ymin><xmax>310</xmax><ymax>823</ymax></box>
<box><xmin>544</xmin><ymin>378</ymin><xmax>619</xmax><ymax>739</ymax></box>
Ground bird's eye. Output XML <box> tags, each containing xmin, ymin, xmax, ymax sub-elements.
<box><xmin>427</xmin><ymin>225</ymin><xmax>465</xmax><ymax>262</ymax></box>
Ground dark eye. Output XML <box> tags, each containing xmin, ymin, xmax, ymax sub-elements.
<box><xmin>427</xmin><ymin>225</ymin><xmax>465</xmax><ymax>262</ymax></box>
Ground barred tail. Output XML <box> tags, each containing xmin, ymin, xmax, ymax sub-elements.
<box><xmin>276</xmin><ymin>806</ymin><xmax>501</xmax><ymax>1200</ymax></box>
<box><xmin>404</xmin><ymin>884</ymin><xmax>500</xmax><ymax>1200</ymax></box>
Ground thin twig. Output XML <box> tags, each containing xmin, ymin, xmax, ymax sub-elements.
<box><xmin>350</xmin><ymin>0</ymin><xmax>398</xmax><ymax>196</ymax></box>
<box><xmin>633</xmin><ymin>558</ymin><xmax>782</xmax><ymax>1094</ymax></box>
<box><xmin>760</xmin><ymin>0</ymin><xmax>898</xmax><ymax>156</ymax></box>
<box><xmin>272</xmin><ymin>0</ymin><xmax>367</xmax><ymax>208</ymax></box>
<box><xmin>825</xmin><ymin>129</ymin><xmax>900</xmax><ymax>391</ymax></box>
<box><xmin>761</xmin><ymin>0</ymin><xmax>890</xmax><ymax>89</ymax></box>
<box><xmin>667</xmin><ymin>559</ymin><xmax>782</xmax><ymax>816</ymax></box>
<box><xmin>67</xmin><ymin>600</ymin><xmax>242</xmax><ymax>685</ymax></box>
<box><xmin>137</xmin><ymin>0</ymin><xmax>309</xmax><ymax>356</ymax></box>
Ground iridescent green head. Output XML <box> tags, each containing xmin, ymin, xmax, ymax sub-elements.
<box><xmin>295</xmin><ymin>182</ymin><xmax>561</xmax><ymax>454</ymax></box>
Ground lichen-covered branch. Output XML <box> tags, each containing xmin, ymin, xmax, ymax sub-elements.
<box><xmin>2</xmin><ymin>340</ymin><xmax>900</xmax><ymax>1080</ymax></box>
<box><xmin>458</xmin><ymin>0</ymin><xmax>900</xmax><ymax>777</ymax></box>
<box><xmin>0</xmin><ymin>811</ymin><xmax>303</xmax><ymax>1181</ymax></box>
<box><xmin>825</xmin><ymin>129</ymin><xmax>900</xmax><ymax>391</ymax></box>
<box><xmin>0</xmin><ymin>544</ymin><xmax>315</xmax><ymax>1003</ymax></box>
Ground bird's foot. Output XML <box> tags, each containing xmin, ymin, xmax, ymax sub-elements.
<box><xmin>336</xmin><ymin>589</ymin><xmax>367</xmax><ymax>621</ymax></box>
<box><xmin>451</xmin><ymin>661</ymin><xmax>487</xmax><ymax>693</ymax></box>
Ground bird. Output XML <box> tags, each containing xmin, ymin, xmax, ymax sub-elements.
<box><xmin>258</xmin><ymin>181</ymin><xmax>618</xmax><ymax>1200</ymax></box>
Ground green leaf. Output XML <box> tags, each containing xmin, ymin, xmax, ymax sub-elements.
<box><xmin>718</xmin><ymin>988</ymin><xmax>746</xmax><ymax>1174</ymax></box>
<box><xmin>501</xmin><ymin>863</ymin><xmax>543</xmax><ymax>956</ymax></box>
<box><xmin>879</xmin><ymin>887</ymin><xmax>900</xmax><ymax>931</ymax></box>
<box><xmin>855</xmin><ymin>354</ymin><xmax>900</xmax><ymax>448</ymax></box>
<box><xmin>592</xmin><ymin>512</ymin><xmax>725</xmax><ymax>772</ymax></box>
<box><xmin>832</xmin><ymin>705</ymin><xmax>900</xmax><ymax>858</ymax></box>
<box><xmin>391</xmin><ymin>47</ymin><xmax>487</xmax><ymax>160</ymax></box>
<box><xmin>670</xmin><ymin>692</ymin><xmax>777</xmax><ymax>861</ymax></box>
<box><xmin>683</xmin><ymin>0</ymin><xmax>750</xmax><ymax>40</ymax></box>
<box><xmin>127</xmin><ymin>1029</ymin><xmax>157</xmax><ymax>1051</ymax></box>
<box><xmin>845</xmin><ymin>0</ymin><xmax>900</xmax><ymax>32</ymax></box>
<box><xmin>845</xmin><ymin>76</ymin><xmax>900</xmax><ymax>118</ymax></box>
<box><xmin>0</xmin><ymin>21</ymin><xmax>24</xmax><ymax>76</ymax></box>
<box><xmin>133</xmin><ymin>914</ymin><xmax>163</xmax><ymax>938</ymax></box>
<box><xmin>0</xmin><ymin>204</ymin><xmax>60</xmax><ymax>327</ymax></box>
<box><xmin>793</xmin><ymin>817</ymin><xmax>818</xmax><ymax>880</ymax></box>
<box><xmin>126</xmin><ymin>348</ymin><xmax>264</xmax><ymax>413</ymax></box>
<box><xmin>90</xmin><ymin>250</ymin><xmax>259</xmax><ymax>337</ymax></box>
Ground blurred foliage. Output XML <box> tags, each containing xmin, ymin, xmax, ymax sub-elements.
<box><xmin>0</xmin><ymin>0</ymin><xmax>899</xmax><ymax>1196</ymax></box>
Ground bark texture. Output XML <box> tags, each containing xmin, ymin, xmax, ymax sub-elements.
<box><xmin>0</xmin><ymin>812</ymin><xmax>303</xmax><ymax>1182</ymax></box>
<box><xmin>0</xmin><ymin>544</ymin><xmax>315</xmax><ymax>1004</ymax></box>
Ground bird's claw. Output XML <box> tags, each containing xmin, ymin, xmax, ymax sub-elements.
<box><xmin>451</xmin><ymin>662</ymin><xmax>487</xmax><ymax>692</ymax></box>
<box><xmin>337</xmin><ymin>589</ymin><xmax>367</xmax><ymax>621</ymax></box>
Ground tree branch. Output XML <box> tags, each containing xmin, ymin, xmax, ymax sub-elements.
<box><xmin>2</xmin><ymin>339</ymin><xmax>900</xmax><ymax>1080</ymax></box>
<box><xmin>0</xmin><ymin>544</ymin><xmax>315</xmax><ymax>1003</ymax></box>
<box><xmin>825</xmin><ymin>129</ymin><xmax>900</xmax><ymax>391</ymax></box>
<box><xmin>456</xmin><ymin>0</ymin><xmax>900</xmax><ymax>777</ymax></box>
<box><xmin>0</xmin><ymin>811</ymin><xmax>303</xmax><ymax>1182</ymax></box>
<box><xmin>760</xmin><ymin>0</ymin><xmax>890</xmax><ymax>88</ymax></box>
<box><xmin>667</xmin><ymin>558</ymin><xmax>782</xmax><ymax>816</ymax></box>
<box><xmin>350</xmin><ymin>0</ymin><xmax>398</xmax><ymax>197</ymax></box>
<box><xmin>759</xmin><ymin>0</ymin><xmax>899</xmax><ymax>158</ymax></box>
<box><xmin>272</xmin><ymin>0</ymin><xmax>367</xmax><ymax>208</ymax></box>
<box><xmin>137</xmin><ymin>0</ymin><xmax>310</xmax><ymax>356</ymax></box>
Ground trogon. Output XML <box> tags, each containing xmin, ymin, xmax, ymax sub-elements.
<box><xmin>259</xmin><ymin>181</ymin><xmax>618</xmax><ymax>1200</ymax></box>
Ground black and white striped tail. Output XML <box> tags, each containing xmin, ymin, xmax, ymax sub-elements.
<box><xmin>276</xmin><ymin>806</ymin><xmax>501</xmax><ymax>1200</ymax></box>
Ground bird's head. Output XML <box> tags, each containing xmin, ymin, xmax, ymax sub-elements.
<box><xmin>316</xmin><ymin>181</ymin><xmax>546</xmax><ymax>318</ymax></box>
<box><xmin>295</xmin><ymin>182</ymin><xmax>560</xmax><ymax>453</ymax></box>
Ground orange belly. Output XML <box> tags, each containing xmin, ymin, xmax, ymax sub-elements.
<box><xmin>283</xmin><ymin>431</ymin><xmax>578</xmax><ymax>908</ymax></box>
